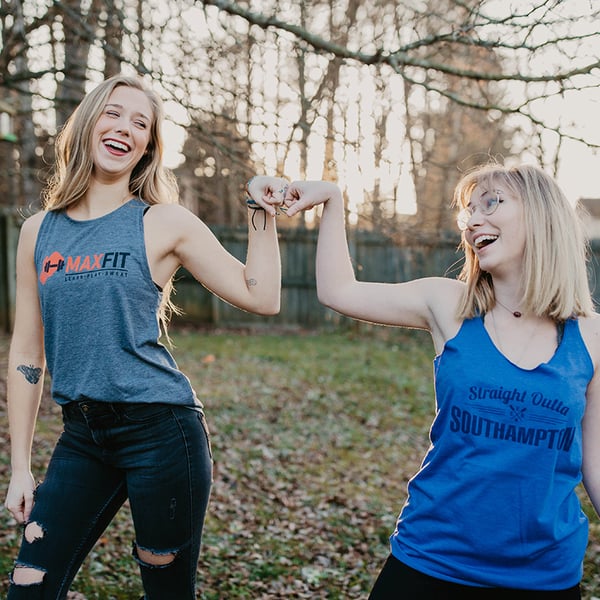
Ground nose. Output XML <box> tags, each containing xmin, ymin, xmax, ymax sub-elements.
<box><xmin>114</xmin><ymin>119</ymin><xmax>130</xmax><ymax>136</ymax></box>
<box><xmin>466</xmin><ymin>205</ymin><xmax>485</xmax><ymax>229</ymax></box>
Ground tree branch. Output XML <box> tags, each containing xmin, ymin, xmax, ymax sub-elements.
<box><xmin>198</xmin><ymin>0</ymin><xmax>600</xmax><ymax>83</ymax></box>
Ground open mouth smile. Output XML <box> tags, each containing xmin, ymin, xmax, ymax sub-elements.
<box><xmin>103</xmin><ymin>138</ymin><xmax>131</xmax><ymax>153</ymax></box>
<box><xmin>473</xmin><ymin>234</ymin><xmax>498</xmax><ymax>249</ymax></box>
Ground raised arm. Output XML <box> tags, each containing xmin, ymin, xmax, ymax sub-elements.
<box><xmin>144</xmin><ymin>176</ymin><xmax>285</xmax><ymax>316</ymax></box>
<box><xmin>5</xmin><ymin>214</ymin><xmax>46</xmax><ymax>524</ymax></box>
<box><xmin>285</xmin><ymin>180</ymin><xmax>464</xmax><ymax>345</ymax></box>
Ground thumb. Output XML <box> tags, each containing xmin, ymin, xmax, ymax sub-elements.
<box><xmin>285</xmin><ymin>203</ymin><xmax>301</xmax><ymax>217</ymax></box>
<box><xmin>22</xmin><ymin>494</ymin><xmax>34</xmax><ymax>523</ymax></box>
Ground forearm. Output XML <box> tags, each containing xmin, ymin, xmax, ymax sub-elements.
<box><xmin>244</xmin><ymin>208</ymin><xmax>281</xmax><ymax>315</ymax></box>
<box><xmin>7</xmin><ymin>348</ymin><xmax>45</xmax><ymax>472</ymax></box>
<box><xmin>315</xmin><ymin>188</ymin><xmax>357</xmax><ymax>308</ymax></box>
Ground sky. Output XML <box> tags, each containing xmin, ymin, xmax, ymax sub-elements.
<box><xmin>162</xmin><ymin>84</ymin><xmax>600</xmax><ymax>215</ymax></box>
<box><xmin>521</xmin><ymin>82</ymin><xmax>600</xmax><ymax>203</ymax></box>
<box><xmin>158</xmin><ymin>0</ymin><xmax>600</xmax><ymax>208</ymax></box>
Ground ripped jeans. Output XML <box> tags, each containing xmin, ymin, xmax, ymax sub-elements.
<box><xmin>8</xmin><ymin>401</ymin><xmax>213</xmax><ymax>600</ymax></box>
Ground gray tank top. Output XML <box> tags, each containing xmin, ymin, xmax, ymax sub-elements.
<box><xmin>34</xmin><ymin>199</ymin><xmax>199</xmax><ymax>406</ymax></box>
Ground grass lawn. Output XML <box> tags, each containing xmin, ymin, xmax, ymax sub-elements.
<box><xmin>1</xmin><ymin>325</ymin><xmax>600</xmax><ymax>599</ymax></box>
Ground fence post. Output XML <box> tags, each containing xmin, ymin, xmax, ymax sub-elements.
<box><xmin>0</xmin><ymin>211</ymin><xmax>10</xmax><ymax>332</ymax></box>
<box><xmin>0</xmin><ymin>209</ymin><xmax>20</xmax><ymax>333</ymax></box>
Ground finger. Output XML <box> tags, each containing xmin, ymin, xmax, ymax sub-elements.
<box><xmin>286</xmin><ymin>199</ymin><xmax>311</xmax><ymax>217</ymax></box>
<box><xmin>23</xmin><ymin>496</ymin><xmax>34</xmax><ymax>523</ymax></box>
<box><xmin>266</xmin><ymin>182</ymin><xmax>289</xmax><ymax>205</ymax></box>
<box><xmin>247</xmin><ymin>191</ymin><xmax>276</xmax><ymax>216</ymax></box>
<box><xmin>258</xmin><ymin>196</ymin><xmax>278</xmax><ymax>217</ymax></box>
<box><xmin>286</xmin><ymin>181</ymin><xmax>302</xmax><ymax>198</ymax></box>
<box><xmin>273</xmin><ymin>186</ymin><xmax>288</xmax><ymax>203</ymax></box>
<box><xmin>7</xmin><ymin>503</ymin><xmax>25</xmax><ymax>524</ymax></box>
<box><xmin>281</xmin><ymin>190</ymin><xmax>300</xmax><ymax>216</ymax></box>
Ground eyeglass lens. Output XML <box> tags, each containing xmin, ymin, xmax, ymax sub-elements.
<box><xmin>456</xmin><ymin>192</ymin><xmax>501</xmax><ymax>231</ymax></box>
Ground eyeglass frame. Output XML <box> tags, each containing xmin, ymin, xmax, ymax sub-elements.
<box><xmin>456</xmin><ymin>190</ymin><xmax>504</xmax><ymax>231</ymax></box>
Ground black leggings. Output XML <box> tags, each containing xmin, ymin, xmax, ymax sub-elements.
<box><xmin>368</xmin><ymin>555</ymin><xmax>581</xmax><ymax>600</ymax></box>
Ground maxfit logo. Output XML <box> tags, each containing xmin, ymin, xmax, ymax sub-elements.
<box><xmin>40</xmin><ymin>251</ymin><xmax>65</xmax><ymax>284</ymax></box>
<box><xmin>40</xmin><ymin>251</ymin><xmax>131</xmax><ymax>284</ymax></box>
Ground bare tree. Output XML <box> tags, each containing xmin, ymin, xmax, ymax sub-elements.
<box><xmin>191</xmin><ymin>0</ymin><xmax>599</xmax><ymax>239</ymax></box>
<box><xmin>0</xmin><ymin>0</ymin><xmax>140</xmax><ymax>209</ymax></box>
<box><xmin>2</xmin><ymin>0</ymin><xmax>598</xmax><ymax>239</ymax></box>
<box><xmin>202</xmin><ymin>0</ymin><xmax>599</xmax><ymax>149</ymax></box>
<box><xmin>397</xmin><ymin>0</ymin><xmax>515</xmax><ymax>239</ymax></box>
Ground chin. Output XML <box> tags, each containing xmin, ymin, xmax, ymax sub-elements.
<box><xmin>475</xmin><ymin>256</ymin><xmax>497</xmax><ymax>275</ymax></box>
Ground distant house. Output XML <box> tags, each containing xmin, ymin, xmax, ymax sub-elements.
<box><xmin>0</xmin><ymin>99</ymin><xmax>15</xmax><ymax>142</ymax></box>
<box><xmin>579</xmin><ymin>198</ymin><xmax>600</xmax><ymax>239</ymax></box>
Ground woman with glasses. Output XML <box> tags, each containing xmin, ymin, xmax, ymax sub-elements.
<box><xmin>281</xmin><ymin>162</ymin><xmax>600</xmax><ymax>599</ymax></box>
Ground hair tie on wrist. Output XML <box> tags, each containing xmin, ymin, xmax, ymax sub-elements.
<box><xmin>246</xmin><ymin>196</ymin><xmax>267</xmax><ymax>230</ymax></box>
<box><xmin>246</xmin><ymin>196</ymin><xmax>262</xmax><ymax>210</ymax></box>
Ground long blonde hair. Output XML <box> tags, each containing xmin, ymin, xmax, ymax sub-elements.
<box><xmin>454</xmin><ymin>162</ymin><xmax>594</xmax><ymax>321</ymax></box>
<box><xmin>43</xmin><ymin>74</ymin><xmax>181</xmax><ymax>336</ymax></box>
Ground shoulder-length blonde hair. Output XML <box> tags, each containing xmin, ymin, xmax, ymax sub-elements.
<box><xmin>43</xmin><ymin>74</ymin><xmax>181</xmax><ymax>336</ymax></box>
<box><xmin>454</xmin><ymin>162</ymin><xmax>594</xmax><ymax>321</ymax></box>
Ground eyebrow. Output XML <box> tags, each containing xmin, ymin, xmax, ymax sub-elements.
<box><xmin>105</xmin><ymin>103</ymin><xmax>150</xmax><ymax>122</ymax></box>
<box><xmin>464</xmin><ymin>188</ymin><xmax>490</xmax><ymax>208</ymax></box>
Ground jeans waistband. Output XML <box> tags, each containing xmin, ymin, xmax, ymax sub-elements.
<box><xmin>62</xmin><ymin>400</ymin><xmax>204</xmax><ymax>420</ymax></box>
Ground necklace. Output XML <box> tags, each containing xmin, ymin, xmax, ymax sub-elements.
<box><xmin>490</xmin><ymin>309</ymin><xmax>541</xmax><ymax>367</ymax></box>
<box><xmin>495</xmin><ymin>298</ymin><xmax>522</xmax><ymax>318</ymax></box>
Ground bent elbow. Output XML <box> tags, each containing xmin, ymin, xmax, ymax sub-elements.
<box><xmin>262</xmin><ymin>304</ymin><xmax>281</xmax><ymax>317</ymax></box>
<box><xmin>256</xmin><ymin>298</ymin><xmax>281</xmax><ymax>316</ymax></box>
<box><xmin>316</xmin><ymin>287</ymin><xmax>340</xmax><ymax>312</ymax></box>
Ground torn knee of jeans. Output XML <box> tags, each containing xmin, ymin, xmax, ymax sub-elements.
<box><xmin>24</xmin><ymin>521</ymin><xmax>45</xmax><ymax>544</ymax></box>
<box><xmin>11</xmin><ymin>563</ymin><xmax>46</xmax><ymax>586</ymax></box>
<box><xmin>133</xmin><ymin>542</ymin><xmax>178</xmax><ymax>568</ymax></box>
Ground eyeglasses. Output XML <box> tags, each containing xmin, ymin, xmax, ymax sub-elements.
<box><xmin>456</xmin><ymin>191</ymin><xmax>503</xmax><ymax>231</ymax></box>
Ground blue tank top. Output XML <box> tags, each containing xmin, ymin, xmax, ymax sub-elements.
<box><xmin>391</xmin><ymin>316</ymin><xmax>593</xmax><ymax>590</ymax></box>
<box><xmin>34</xmin><ymin>199</ymin><xmax>199</xmax><ymax>407</ymax></box>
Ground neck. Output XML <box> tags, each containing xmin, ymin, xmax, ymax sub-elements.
<box><xmin>90</xmin><ymin>179</ymin><xmax>132</xmax><ymax>203</ymax></box>
<box><xmin>72</xmin><ymin>181</ymin><xmax>132</xmax><ymax>220</ymax></box>
<box><xmin>491</xmin><ymin>278</ymin><xmax>525</xmax><ymax>318</ymax></box>
<box><xmin>495</xmin><ymin>297</ymin><xmax>523</xmax><ymax>318</ymax></box>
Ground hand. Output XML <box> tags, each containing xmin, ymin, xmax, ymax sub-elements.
<box><xmin>5</xmin><ymin>470</ymin><xmax>36</xmax><ymax>524</ymax></box>
<box><xmin>247</xmin><ymin>176</ymin><xmax>290</xmax><ymax>217</ymax></box>
<box><xmin>283</xmin><ymin>180</ymin><xmax>341</xmax><ymax>217</ymax></box>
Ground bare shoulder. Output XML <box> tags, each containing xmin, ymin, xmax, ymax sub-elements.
<box><xmin>424</xmin><ymin>276</ymin><xmax>465</xmax><ymax>300</ymax></box>
<box><xmin>577</xmin><ymin>313</ymin><xmax>600</xmax><ymax>368</ymax></box>
<box><xmin>144</xmin><ymin>202</ymin><xmax>194</xmax><ymax>225</ymax></box>
<box><xmin>578</xmin><ymin>312</ymin><xmax>600</xmax><ymax>339</ymax></box>
<box><xmin>21</xmin><ymin>210</ymin><xmax>46</xmax><ymax>230</ymax></box>
<box><xmin>422</xmin><ymin>277</ymin><xmax>465</xmax><ymax>318</ymax></box>
<box><xmin>18</xmin><ymin>211</ymin><xmax>47</xmax><ymax>248</ymax></box>
<box><xmin>143</xmin><ymin>202</ymin><xmax>206</xmax><ymax>244</ymax></box>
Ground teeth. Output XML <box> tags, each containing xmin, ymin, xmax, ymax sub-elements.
<box><xmin>475</xmin><ymin>234</ymin><xmax>498</xmax><ymax>248</ymax></box>
<box><xmin>105</xmin><ymin>140</ymin><xmax>129</xmax><ymax>152</ymax></box>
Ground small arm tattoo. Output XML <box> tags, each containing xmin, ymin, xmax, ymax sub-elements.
<box><xmin>246</xmin><ymin>278</ymin><xmax>257</xmax><ymax>287</ymax></box>
<box><xmin>16</xmin><ymin>364</ymin><xmax>42</xmax><ymax>384</ymax></box>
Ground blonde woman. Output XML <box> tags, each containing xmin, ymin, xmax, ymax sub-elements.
<box><xmin>283</xmin><ymin>164</ymin><xmax>600</xmax><ymax>599</ymax></box>
<box><xmin>5</xmin><ymin>74</ymin><xmax>284</xmax><ymax>599</ymax></box>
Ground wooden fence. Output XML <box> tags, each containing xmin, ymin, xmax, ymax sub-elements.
<box><xmin>172</xmin><ymin>227</ymin><xmax>463</xmax><ymax>329</ymax></box>
<box><xmin>3</xmin><ymin>209</ymin><xmax>600</xmax><ymax>333</ymax></box>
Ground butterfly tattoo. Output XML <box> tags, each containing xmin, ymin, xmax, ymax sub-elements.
<box><xmin>17</xmin><ymin>364</ymin><xmax>42</xmax><ymax>384</ymax></box>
